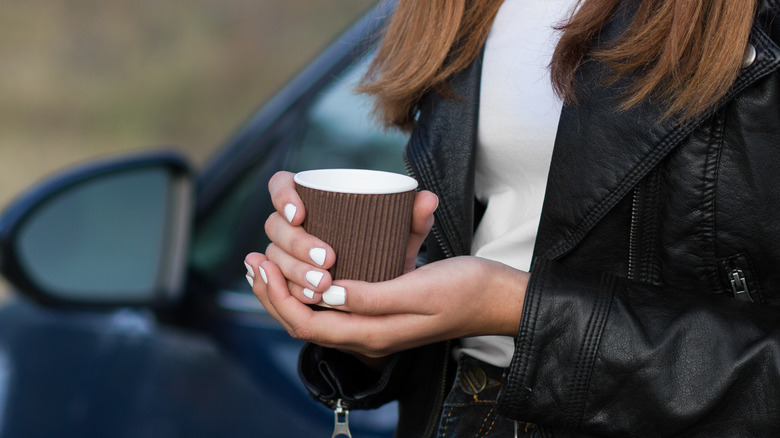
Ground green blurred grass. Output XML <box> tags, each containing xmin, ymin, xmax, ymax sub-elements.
<box><xmin>0</xmin><ymin>0</ymin><xmax>376</xmax><ymax>299</ymax></box>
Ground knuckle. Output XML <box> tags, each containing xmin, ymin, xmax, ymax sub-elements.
<box><xmin>362</xmin><ymin>334</ymin><xmax>391</xmax><ymax>357</ymax></box>
<box><xmin>364</xmin><ymin>293</ymin><xmax>383</xmax><ymax>316</ymax></box>
<box><xmin>264</xmin><ymin>212</ymin><xmax>279</xmax><ymax>237</ymax></box>
<box><xmin>268</xmin><ymin>171</ymin><xmax>285</xmax><ymax>190</ymax></box>
<box><xmin>291</xmin><ymin>237</ymin><xmax>313</xmax><ymax>260</ymax></box>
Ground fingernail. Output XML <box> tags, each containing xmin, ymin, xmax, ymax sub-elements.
<box><xmin>322</xmin><ymin>285</ymin><xmax>346</xmax><ymax>306</ymax></box>
<box><xmin>244</xmin><ymin>261</ymin><xmax>254</xmax><ymax>278</ymax></box>
<box><xmin>284</xmin><ymin>203</ymin><xmax>297</xmax><ymax>223</ymax></box>
<box><xmin>303</xmin><ymin>288</ymin><xmax>315</xmax><ymax>300</ymax></box>
<box><xmin>246</xmin><ymin>274</ymin><xmax>254</xmax><ymax>288</ymax></box>
<box><xmin>306</xmin><ymin>270</ymin><xmax>324</xmax><ymax>288</ymax></box>
<box><xmin>309</xmin><ymin>248</ymin><xmax>326</xmax><ymax>266</ymax></box>
<box><xmin>258</xmin><ymin>266</ymin><xmax>268</xmax><ymax>284</ymax></box>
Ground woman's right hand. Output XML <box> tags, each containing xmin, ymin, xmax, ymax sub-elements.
<box><xmin>262</xmin><ymin>171</ymin><xmax>438</xmax><ymax>306</ymax></box>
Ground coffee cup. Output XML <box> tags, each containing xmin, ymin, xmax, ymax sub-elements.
<box><xmin>293</xmin><ymin>168</ymin><xmax>418</xmax><ymax>283</ymax></box>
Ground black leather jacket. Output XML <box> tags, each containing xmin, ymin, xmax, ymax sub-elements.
<box><xmin>300</xmin><ymin>1</ymin><xmax>780</xmax><ymax>436</ymax></box>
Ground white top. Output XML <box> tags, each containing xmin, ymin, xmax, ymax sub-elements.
<box><xmin>459</xmin><ymin>0</ymin><xmax>574</xmax><ymax>367</ymax></box>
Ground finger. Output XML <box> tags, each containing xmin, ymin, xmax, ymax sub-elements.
<box><xmin>268</xmin><ymin>171</ymin><xmax>305</xmax><ymax>225</ymax></box>
<box><xmin>260</xmin><ymin>260</ymin><xmax>338</xmax><ymax>342</ymax></box>
<box><xmin>405</xmin><ymin>190</ymin><xmax>438</xmax><ymax>272</ymax></box>
<box><xmin>330</xmin><ymin>273</ymin><xmax>432</xmax><ymax>316</ymax></box>
<box><xmin>265</xmin><ymin>242</ymin><xmax>332</xmax><ymax>296</ymax></box>
<box><xmin>265</xmin><ymin>212</ymin><xmax>336</xmax><ymax>269</ymax></box>
<box><xmin>244</xmin><ymin>253</ymin><xmax>288</xmax><ymax>326</ymax></box>
<box><xmin>256</xmin><ymin>263</ymin><xmax>440</xmax><ymax>356</ymax></box>
<box><xmin>246</xmin><ymin>255</ymin><xmax>362</xmax><ymax>347</ymax></box>
<box><xmin>243</xmin><ymin>252</ymin><xmax>268</xmax><ymax>289</ymax></box>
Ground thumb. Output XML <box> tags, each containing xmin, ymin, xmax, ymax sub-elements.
<box><xmin>405</xmin><ymin>190</ymin><xmax>438</xmax><ymax>272</ymax></box>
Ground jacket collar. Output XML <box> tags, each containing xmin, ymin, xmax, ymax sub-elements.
<box><xmin>535</xmin><ymin>9</ymin><xmax>780</xmax><ymax>260</ymax></box>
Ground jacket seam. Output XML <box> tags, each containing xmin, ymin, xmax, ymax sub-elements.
<box><xmin>405</xmin><ymin>121</ymin><xmax>467</xmax><ymax>258</ymax></box>
<box><xmin>699</xmin><ymin>111</ymin><xmax>726</xmax><ymax>295</ymax></box>
<box><xmin>502</xmin><ymin>258</ymin><xmax>549</xmax><ymax>414</ymax></box>
<box><xmin>567</xmin><ymin>273</ymin><xmax>616</xmax><ymax>429</ymax></box>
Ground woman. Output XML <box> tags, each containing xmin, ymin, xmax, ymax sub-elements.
<box><xmin>245</xmin><ymin>0</ymin><xmax>780</xmax><ymax>436</ymax></box>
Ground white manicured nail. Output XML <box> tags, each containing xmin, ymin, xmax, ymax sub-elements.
<box><xmin>309</xmin><ymin>248</ymin><xmax>327</xmax><ymax>266</ymax></box>
<box><xmin>284</xmin><ymin>204</ymin><xmax>297</xmax><ymax>223</ymax></box>
<box><xmin>322</xmin><ymin>285</ymin><xmax>346</xmax><ymax>306</ymax></box>
<box><xmin>246</xmin><ymin>274</ymin><xmax>254</xmax><ymax>288</ymax></box>
<box><xmin>303</xmin><ymin>288</ymin><xmax>315</xmax><ymax>300</ymax></box>
<box><xmin>306</xmin><ymin>270</ymin><xmax>324</xmax><ymax>288</ymax></box>
<box><xmin>258</xmin><ymin>266</ymin><xmax>268</xmax><ymax>284</ymax></box>
<box><xmin>244</xmin><ymin>261</ymin><xmax>254</xmax><ymax>278</ymax></box>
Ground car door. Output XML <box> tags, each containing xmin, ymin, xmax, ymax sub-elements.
<box><xmin>0</xmin><ymin>1</ymin><xmax>406</xmax><ymax>437</ymax></box>
<box><xmin>186</xmin><ymin>1</ymin><xmax>407</xmax><ymax>434</ymax></box>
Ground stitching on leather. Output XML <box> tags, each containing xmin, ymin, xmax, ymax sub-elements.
<box><xmin>519</xmin><ymin>261</ymin><xmax>548</xmax><ymax>397</ymax></box>
<box><xmin>563</xmin><ymin>274</ymin><xmax>613</xmax><ymax>428</ymax></box>
<box><xmin>575</xmin><ymin>274</ymin><xmax>617</xmax><ymax>428</ymax></box>
<box><xmin>699</xmin><ymin>111</ymin><xmax>725</xmax><ymax>294</ymax></box>
<box><xmin>543</xmin><ymin>27</ymin><xmax>780</xmax><ymax>262</ymax></box>
<box><xmin>546</xmin><ymin>121</ymin><xmax>697</xmax><ymax>262</ymax></box>
<box><xmin>638</xmin><ymin>169</ymin><xmax>661</xmax><ymax>282</ymax></box>
<box><xmin>406</xmin><ymin>135</ymin><xmax>465</xmax><ymax>256</ymax></box>
<box><xmin>503</xmin><ymin>259</ymin><xmax>548</xmax><ymax>413</ymax></box>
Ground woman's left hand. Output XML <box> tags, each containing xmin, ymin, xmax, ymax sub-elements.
<box><xmin>244</xmin><ymin>253</ymin><xmax>529</xmax><ymax>359</ymax></box>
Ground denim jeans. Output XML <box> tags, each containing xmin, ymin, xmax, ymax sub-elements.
<box><xmin>434</xmin><ymin>356</ymin><xmax>541</xmax><ymax>438</ymax></box>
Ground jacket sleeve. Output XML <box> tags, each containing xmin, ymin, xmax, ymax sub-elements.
<box><xmin>496</xmin><ymin>257</ymin><xmax>780</xmax><ymax>436</ymax></box>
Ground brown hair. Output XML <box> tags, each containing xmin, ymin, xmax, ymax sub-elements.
<box><xmin>362</xmin><ymin>0</ymin><xmax>758</xmax><ymax>130</ymax></box>
<box><xmin>358</xmin><ymin>0</ymin><xmax>504</xmax><ymax>131</ymax></box>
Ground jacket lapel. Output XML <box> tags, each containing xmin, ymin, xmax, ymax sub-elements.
<box><xmin>535</xmin><ymin>12</ymin><xmax>780</xmax><ymax>261</ymax></box>
<box><xmin>404</xmin><ymin>51</ymin><xmax>483</xmax><ymax>257</ymax></box>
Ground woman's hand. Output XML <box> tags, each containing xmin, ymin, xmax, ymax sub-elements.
<box><xmin>245</xmin><ymin>254</ymin><xmax>528</xmax><ymax>358</ymax></box>
<box><xmin>245</xmin><ymin>170</ymin><xmax>528</xmax><ymax>358</ymax></box>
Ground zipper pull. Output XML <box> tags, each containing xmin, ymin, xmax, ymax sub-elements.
<box><xmin>729</xmin><ymin>268</ymin><xmax>754</xmax><ymax>302</ymax></box>
<box><xmin>331</xmin><ymin>399</ymin><xmax>352</xmax><ymax>438</ymax></box>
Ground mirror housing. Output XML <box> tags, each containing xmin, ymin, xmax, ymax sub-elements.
<box><xmin>0</xmin><ymin>150</ymin><xmax>192</xmax><ymax>308</ymax></box>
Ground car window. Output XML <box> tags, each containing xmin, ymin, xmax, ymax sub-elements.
<box><xmin>284</xmin><ymin>56</ymin><xmax>409</xmax><ymax>174</ymax></box>
<box><xmin>190</xmin><ymin>54</ymin><xmax>411</xmax><ymax>299</ymax></box>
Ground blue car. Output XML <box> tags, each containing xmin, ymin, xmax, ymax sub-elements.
<box><xmin>0</xmin><ymin>1</ymin><xmax>406</xmax><ymax>436</ymax></box>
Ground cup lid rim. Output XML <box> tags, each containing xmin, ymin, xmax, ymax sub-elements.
<box><xmin>294</xmin><ymin>169</ymin><xmax>418</xmax><ymax>194</ymax></box>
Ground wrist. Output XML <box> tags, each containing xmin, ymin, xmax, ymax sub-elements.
<box><xmin>486</xmin><ymin>261</ymin><xmax>528</xmax><ymax>336</ymax></box>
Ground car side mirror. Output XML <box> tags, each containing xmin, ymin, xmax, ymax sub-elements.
<box><xmin>0</xmin><ymin>150</ymin><xmax>192</xmax><ymax>308</ymax></box>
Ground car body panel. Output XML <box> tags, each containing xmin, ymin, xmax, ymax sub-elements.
<box><xmin>0</xmin><ymin>1</ymin><xmax>403</xmax><ymax>437</ymax></box>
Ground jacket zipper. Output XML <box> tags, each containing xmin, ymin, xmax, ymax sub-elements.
<box><xmin>403</xmin><ymin>154</ymin><xmax>456</xmax><ymax>437</ymax></box>
<box><xmin>329</xmin><ymin>399</ymin><xmax>352</xmax><ymax>437</ymax></box>
<box><xmin>628</xmin><ymin>187</ymin><xmax>641</xmax><ymax>280</ymax></box>
<box><xmin>403</xmin><ymin>153</ymin><xmax>456</xmax><ymax>259</ymax></box>
<box><xmin>728</xmin><ymin>265</ymin><xmax>754</xmax><ymax>302</ymax></box>
<box><xmin>422</xmin><ymin>340</ymin><xmax>453</xmax><ymax>438</ymax></box>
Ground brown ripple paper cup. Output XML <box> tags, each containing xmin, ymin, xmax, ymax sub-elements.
<box><xmin>294</xmin><ymin>169</ymin><xmax>418</xmax><ymax>282</ymax></box>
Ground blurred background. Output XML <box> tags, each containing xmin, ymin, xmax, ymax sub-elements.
<box><xmin>0</xmin><ymin>0</ymin><xmax>377</xmax><ymax>299</ymax></box>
